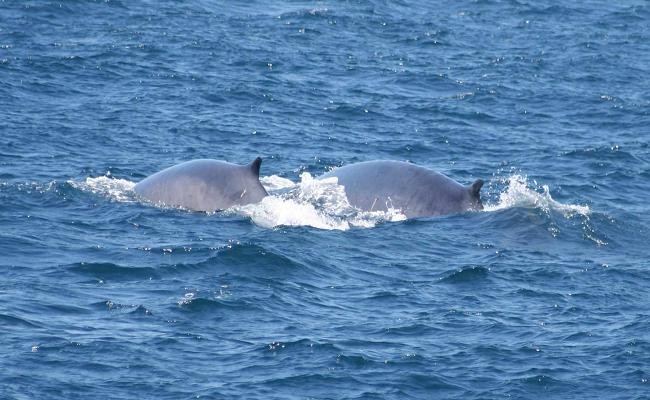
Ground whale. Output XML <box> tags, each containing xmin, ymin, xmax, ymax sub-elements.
<box><xmin>133</xmin><ymin>158</ymin><xmax>268</xmax><ymax>212</ymax></box>
<box><xmin>319</xmin><ymin>160</ymin><xmax>483</xmax><ymax>218</ymax></box>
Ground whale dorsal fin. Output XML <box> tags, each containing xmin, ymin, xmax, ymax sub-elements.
<box><xmin>468</xmin><ymin>179</ymin><xmax>484</xmax><ymax>210</ymax></box>
<box><xmin>250</xmin><ymin>157</ymin><xmax>263</xmax><ymax>177</ymax></box>
<box><xmin>470</xmin><ymin>179</ymin><xmax>483</xmax><ymax>200</ymax></box>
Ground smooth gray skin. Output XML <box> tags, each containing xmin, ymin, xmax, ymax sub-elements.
<box><xmin>134</xmin><ymin>158</ymin><xmax>268</xmax><ymax>212</ymax></box>
<box><xmin>320</xmin><ymin>160</ymin><xmax>483</xmax><ymax>218</ymax></box>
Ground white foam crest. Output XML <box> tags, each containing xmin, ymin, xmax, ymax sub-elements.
<box><xmin>295</xmin><ymin>173</ymin><xmax>351</xmax><ymax>213</ymax></box>
<box><xmin>237</xmin><ymin>195</ymin><xmax>350</xmax><ymax>230</ymax></box>
<box><xmin>259</xmin><ymin>175</ymin><xmax>296</xmax><ymax>191</ymax></box>
<box><xmin>295</xmin><ymin>173</ymin><xmax>407</xmax><ymax>225</ymax></box>
<box><xmin>238</xmin><ymin>173</ymin><xmax>350</xmax><ymax>230</ymax></box>
<box><xmin>71</xmin><ymin>175</ymin><xmax>136</xmax><ymax>202</ymax></box>
<box><xmin>484</xmin><ymin>175</ymin><xmax>590</xmax><ymax>217</ymax></box>
<box><xmin>238</xmin><ymin>173</ymin><xmax>406</xmax><ymax>230</ymax></box>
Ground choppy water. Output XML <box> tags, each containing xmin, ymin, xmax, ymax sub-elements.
<box><xmin>2</xmin><ymin>1</ymin><xmax>650</xmax><ymax>398</ymax></box>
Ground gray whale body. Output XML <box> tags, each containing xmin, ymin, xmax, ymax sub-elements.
<box><xmin>320</xmin><ymin>160</ymin><xmax>483</xmax><ymax>218</ymax></box>
<box><xmin>134</xmin><ymin>158</ymin><xmax>268</xmax><ymax>212</ymax></box>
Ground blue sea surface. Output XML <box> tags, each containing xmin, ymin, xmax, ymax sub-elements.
<box><xmin>2</xmin><ymin>1</ymin><xmax>650</xmax><ymax>398</ymax></box>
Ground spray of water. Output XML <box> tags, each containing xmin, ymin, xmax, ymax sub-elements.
<box><xmin>484</xmin><ymin>175</ymin><xmax>590</xmax><ymax>217</ymax></box>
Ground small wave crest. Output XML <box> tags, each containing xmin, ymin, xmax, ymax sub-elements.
<box><xmin>484</xmin><ymin>175</ymin><xmax>590</xmax><ymax>217</ymax></box>
<box><xmin>439</xmin><ymin>265</ymin><xmax>490</xmax><ymax>284</ymax></box>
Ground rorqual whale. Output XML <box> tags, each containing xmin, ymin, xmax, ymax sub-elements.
<box><xmin>133</xmin><ymin>158</ymin><xmax>268</xmax><ymax>212</ymax></box>
<box><xmin>319</xmin><ymin>160</ymin><xmax>483</xmax><ymax>218</ymax></box>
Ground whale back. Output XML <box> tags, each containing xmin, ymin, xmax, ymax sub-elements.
<box><xmin>134</xmin><ymin>158</ymin><xmax>268</xmax><ymax>212</ymax></box>
<box><xmin>321</xmin><ymin>160</ymin><xmax>482</xmax><ymax>218</ymax></box>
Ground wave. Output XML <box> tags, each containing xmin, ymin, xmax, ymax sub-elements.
<box><xmin>68</xmin><ymin>261</ymin><xmax>158</xmax><ymax>282</ymax></box>
<box><xmin>176</xmin><ymin>293</ymin><xmax>260</xmax><ymax>314</ymax></box>
<box><xmin>439</xmin><ymin>265</ymin><xmax>490</xmax><ymax>284</ymax></box>
<box><xmin>484</xmin><ymin>174</ymin><xmax>590</xmax><ymax>217</ymax></box>
<box><xmin>0</xmin><ymin>313</ymin><xmax>41</xmax><ymax>328</ymax></box>
<box><xmin>91</xmin><ymin>300</ymin><xmax>153</xmax><ymax>316</ymax></box>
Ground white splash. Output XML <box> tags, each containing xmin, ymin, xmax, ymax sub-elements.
<box><xmin>259</xmin><ymin>175</ymin><xmax>295</xmax><ymax>191</ymax></box>
<box><xmin>70</xmin><ymin>175</ymin><xmax>136</xmax><ymax>202</ymax></box>
<box><xmin>484</xmin><ymin>175</ymin><xmax>590</xmax><ymax>217</ymax></box>
<box><xmin>238</xmin><ymin>173</ymin><xmax>406</xmax><ymax>231</ymax></box>
<box><xmin>178</xmin><ymin>292</ymin><xmax>195</xmax><ymax>306</ymax></box>
<box><xmin>237</xmin><ymin>195</ymin><xmax>350</xmax><ymax>230</ymax></box>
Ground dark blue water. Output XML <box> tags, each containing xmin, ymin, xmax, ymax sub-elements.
<box><xmin>2</xmin><ymin>1</ymin><xmax>650</xmax><ymax>398</ymax></box>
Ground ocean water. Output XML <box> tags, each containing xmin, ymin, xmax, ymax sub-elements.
<box><xmin>1</xmin><ymin>0</ymin><xmax>650</xmax><ymax>398</ymax></box>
